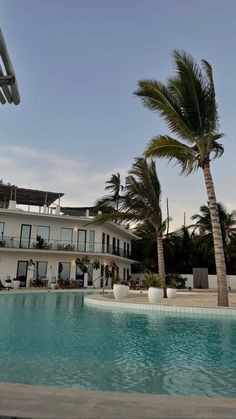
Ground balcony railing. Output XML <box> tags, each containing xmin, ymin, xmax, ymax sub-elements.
<box><xmin>0</xmin><ymin>236</ymin><xmax>132</xmax><ymax>259</ymax></box>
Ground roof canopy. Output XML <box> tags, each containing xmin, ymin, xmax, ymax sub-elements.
<box><xmin>0</xmin><ymin>184</ymin><xmax>64</xmax><ymax>206</ymax></box>
<box><xmin>0</xmin><ymin>29</ymin><xmax>20</xmax><ymax>105</ymax></box>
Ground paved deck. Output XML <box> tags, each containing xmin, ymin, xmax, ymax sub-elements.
<box><xmin>1</xmin><ymin>382</ymin><xmax>236</xmax><ymax>418</ymax></box>
<box><xmin>88</xmin><ymin>290</ymin><xmax>236</xmax><ymax>308</ymax></box>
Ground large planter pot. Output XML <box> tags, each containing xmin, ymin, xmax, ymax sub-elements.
<box><xmin>13</xmin><ymin>280</ymin><xmax>20</xmax><ymax>289</ymax></box>
<box><xmin>113</xmin><ymin>284</ymin><xmax>130</xmax><ymax>300</ymax></box>
<box><xmin>148</xmin><ymin>287</ymin><xmax>162</xmax><ymax>304</ymax></box>
<box><xmin>167</xmin><ymin>288</ymin><xmax>177</xmax><ymax>299</ymax></box>
<box><xmin>51</xmin><ymin>283</ymin><xmax>56</xmax><ymax>290</ymax></box>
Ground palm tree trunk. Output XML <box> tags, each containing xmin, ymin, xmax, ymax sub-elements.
<box><xmin>157</xmin><ymin>231</ymin><xmax>167</xmax><ymax>298</ymax></box>
<box><xmin>202</xmin><ymin>162</ymin><xmax>229</xmax><ymax>306</ymax></box>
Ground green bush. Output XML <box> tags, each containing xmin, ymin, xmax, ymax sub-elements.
<box><xmin>143</xmin><ymin>273</ymin><xmax>161</xmax><ymax>288</ymax></box>
<box><xmin>166</xmin><ymin>273</ymin><xmax>187</xmax><ymax>289</ymax></box>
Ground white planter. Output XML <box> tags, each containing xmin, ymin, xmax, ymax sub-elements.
<box><xmin>113</xmin><ymin>284</ymin><xmax>130</xmax><ymax>300</ymax></box>
<box><xmin>13</xmin><ymin>280</ymin><xmax>20</xmax><ymax>289</ymax></box>
<box><xmin>51</xmin><ymin>283</ymin><xmax>56</xmax><ymax>290</ymax></box>
<box><xmin>167</xmin><ymin>288</ymin><xmax>177</xmax><ymax>299</ymax></box>
<box><xmin>148</xmin><ymin>287</ymin><xmax>163</xmax><ymax>304</ymax></box>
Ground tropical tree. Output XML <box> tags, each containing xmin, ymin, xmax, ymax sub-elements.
<box><xmin>135</xmin><ymin>50</ymin><xmax>229</xmax><ymax>306</ymax></box>
<box><xmin>95</xmin><ymin>172</ymin><xmax>124</xmax><ymax>212</ymax></box>
<box><xmin>192</xmin><ymin>203</ymin><xmax>236</xmax><ymax>246</ymax></box>
<box><xmin>94</xmin><ymin>158</ymin><xmax>168</xmax><ymax>297</ymax></box>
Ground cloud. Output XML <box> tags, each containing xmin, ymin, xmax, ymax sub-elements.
<box><xmin>0</xmin><ymin>144</ymin><xmax>129</xmax><ymax>207</ymax></box>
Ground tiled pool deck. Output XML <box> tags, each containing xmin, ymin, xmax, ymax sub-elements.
<box><xmin>1</xmin><ymin>289</ymin><xmax>236</xmax><ymax>418</ymax></box>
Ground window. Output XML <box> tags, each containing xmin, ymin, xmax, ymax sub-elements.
<box><xmin>16</xmin><ymin>261</ymin><xmax>28</xmax><ymax>287</ymax></box>
<box><xmin>77</xmin><ymin>229</ymin><xmax>86</xmax><ymax>251</ymax></box>
<box><xmin>0</xmin><ymin>222</ymin><xmax>4</xmax><ymax>239</ymax></box>
<box><xmin>60</xmin><ymin>228</ymin><xmax>73</xmax><ymax>243</ymax></box>
<box><xmin>58</xmin><ymin>262</ymin><xmax>71</xmax><ymax>281</ymax></box>
<box><xmin>117</xmin><ymin>239</ymin><xmax>120</xmax><ymax>255</ymax></box>
<box><xmin>34</xmin><ymin>261</ymin><xmax>47</xmax><ymax>280</ymax></box>
<box><xmin>20</xmin><ymin>224</ymin><xmax>31</xmax><ymax>249</ymax></box>
<box><xmin>127</xmin><ymin>243</ymin><xmax>130</xmax><ymax>257</ymax></box>
<box><xmin>124</xmin><ymin>242</ymin><xmax>127</xmax><ymax>257</ymax></box>
<box><xmin>88</xmin><ymin>230</ymin><xmax>95</xmax><ymax>252</ymax></box>
<box><xmin>123</xmin><ymin>268</ymin><xmax>126</xmax><ymax>281</ymax></box>
<box><xmin>37</xmin><ymin>226</ymin><xmax>50</xmax><ymax>242</ymax></box>
<box><xmin>112</xmin><ymin>237</ymin><xmax>116</xmax><ymax>254</ymax></box>
<box><xmin>102</xmin><ymin>233</ymin><xmax>105</xmax><ymax>252</ymax></box>
<box><xmin>106</xmin><ymin>234</ymin><xmax>110</xmax><ymax>253</ymax></box>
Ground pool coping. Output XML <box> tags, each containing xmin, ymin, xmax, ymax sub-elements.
<box><xmin>84</xmin><ymin>294</ymin><xmax>236</xmax><ymax>317</ymax></box>
<box><xmin>1</xmin><ymin>382</ymin><xmax>236</xmax><ymax>419</ymax></box>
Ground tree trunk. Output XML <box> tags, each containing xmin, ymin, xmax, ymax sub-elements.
<box><xmin>202</xmin><ymin>163</ymin><xmax>229</xmax><ymax>306</ymax></box>
<box><xmin>157</xmin><ymin>231</ymin><xmax>167</xmax><ymax>298</ymax></box>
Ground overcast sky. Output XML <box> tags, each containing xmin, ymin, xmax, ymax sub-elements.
<box><xmin>1</xmin><ymin>0</ymin><xmax>236</xmax><ymax>230</ymax></box>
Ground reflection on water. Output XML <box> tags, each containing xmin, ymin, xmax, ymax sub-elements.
<box><xmin>0</xmin><ymin>292</ymin><xmax>236</xmax><ymax>396</ymax></box>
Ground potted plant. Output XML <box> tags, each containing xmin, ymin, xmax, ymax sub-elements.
<box><xmin>113</xmin><ymin>277</ymin><xmax>130</xmax><ymax>300</ymax></box>
<box><xmin>12</xmin><ymin>277</ymin><xmax>20</xmax><ymax>289</ymax></box>
<box><xmin>166</xmin><ymin>281</ymin><xmax>177</xmax><ymax>299</ymax></box>
<box><xmin>165</xmin><ymin>273</ymin><xmax>185</xmax><ymax>299</ymax></box>
<box><xmin>144</xmin><ymin>273</ymin><xmax>162</xmax><ymax>304</ymax></box>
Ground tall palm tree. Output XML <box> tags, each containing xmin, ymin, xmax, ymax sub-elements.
<box><xmin>94</xmin><ymin>158</ymin><xmax>167</xmax><ymax>297</ymax></box>
<box><xmin>95</xmin><ymin>172</ymin><xmax>124</xmax><ymax>212</ymax></box>
<box><xmin>135</xmin><ymin>50</ymin><xmax>229</xmax><ymax>306</ymax></box>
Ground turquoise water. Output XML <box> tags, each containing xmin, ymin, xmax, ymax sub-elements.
<box><xmin>0</xmin><ymin>292</ymin><xmax>236</xmax><ymax>397</ymax></box>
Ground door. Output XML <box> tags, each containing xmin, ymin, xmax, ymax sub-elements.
<box><xmin>16</xmin><ymin>261</ymin><xmax>28</xmax><ymax>287</ymax></box>
<box><xmin>20</xmin><ymin>224</ymin><xmax>31</xmax><ymax>249</ymax></box>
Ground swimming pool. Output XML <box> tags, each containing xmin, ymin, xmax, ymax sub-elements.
<box><xmin>0</xmin><ymin>291</ymin><xmax>236</xmax><ymax>397</ymax></box>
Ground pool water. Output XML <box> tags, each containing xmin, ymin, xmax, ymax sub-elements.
<box><xmin>0</xmin><ymin>292</ymin><xmax>236</xmax><ymax>397</ymax></box>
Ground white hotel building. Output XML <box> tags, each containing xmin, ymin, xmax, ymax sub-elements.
<box><xmin>0</xmin><ymin>184</ymin><xmax>136</xmax><ymax>288</ymax></box>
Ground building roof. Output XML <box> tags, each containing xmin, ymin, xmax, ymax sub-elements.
<box><xmin>0</xmin><ymin>183</ymin><xmax>64</xmax><ymax>206</ymax></box>
<box><xmin>0</xmin><ymin>29</ymin><xmax>20</xmax><ymax>105</ymax></box>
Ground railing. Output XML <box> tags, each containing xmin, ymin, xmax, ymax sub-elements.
<box><xmin>0</xmin><ymin>236</ymin><xmax>132</xmax><ymax>259</ymax></box>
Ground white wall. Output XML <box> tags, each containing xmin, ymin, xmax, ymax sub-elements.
<box><xmin>131</xmin><ymin>273</ymin><xmax>236</xmax><ymax>290</ymax></box>
<box><xmin>0</xmin><ymin>210</ymin><xmax>132</xmax><ymax>253</ymax></box>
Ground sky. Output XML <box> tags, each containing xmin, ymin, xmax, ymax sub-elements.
<box><xmin>1</xmin><ymin>0</ymin><xmax>236</xmax><ymax>231</ymax></box>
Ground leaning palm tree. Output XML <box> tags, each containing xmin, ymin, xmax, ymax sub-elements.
<box><xmin>94</xmin><ymin>158</ymin><xmax>167</xmax><ymax>297</ymax></box>
<box><xmin>95</xmin><ymin>172</ymin><xmax>124</xmax><ymax>212</ymax></box>
<box><xmin>135</xmin><ymin>50</ymin><xmax>228</xmax><ymax>306</ymax></box>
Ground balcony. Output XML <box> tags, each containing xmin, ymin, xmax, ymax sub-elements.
<box><xmin>0</xmin><ymin>236</ymin><xmax>132</xmax><ymax>259</ymax></box>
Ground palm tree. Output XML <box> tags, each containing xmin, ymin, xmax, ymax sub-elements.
<box><xmin>94</xmin><ymin>158</ymin><xmax>168</xmax><ymax>297</ymax></box>
<box><xmin>135</xmin><ymin>50</ymin><xmax>229</xmax><ymax>306</ymax></box>
<box><xmin>95</xmin><ymin>173</ymin><xmax>124</xmax><ymax>212</ymax></box>
<box><xmin>192</xmin><ymin>203</ymin><xmax>236</xmax><ymax>246</ymax></box>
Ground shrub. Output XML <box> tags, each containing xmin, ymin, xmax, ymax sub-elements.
<box><xmin>143</xmin><ymin>273</ymin><xmax>161</xmax><ymax>288</ymax></box>
<box><xmin>166</xmin><ymin>273</ymin><xmax>187</xmax><ymax>289</ymax></box>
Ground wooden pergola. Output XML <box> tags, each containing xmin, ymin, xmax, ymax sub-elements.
<box><xmin>0</xmin><ymin>183</ymin><xmax>64</xmax><ymax>207</ymax></box>
<box><xmin>0</xmin><ymin>29</ymin><xmax>20</xmax><ymax>105</ymax></box>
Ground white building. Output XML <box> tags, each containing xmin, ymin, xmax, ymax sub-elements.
<box><xmin>0</xmin><ymin>184</ymin><xmax>136</xmax><ymax>288</ymax></box>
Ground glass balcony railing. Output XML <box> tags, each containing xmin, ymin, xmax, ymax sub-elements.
<box><xmin>0</xmin><ymin>236</ymin><xmax>132</xmax><ymax>259</ymax></box>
